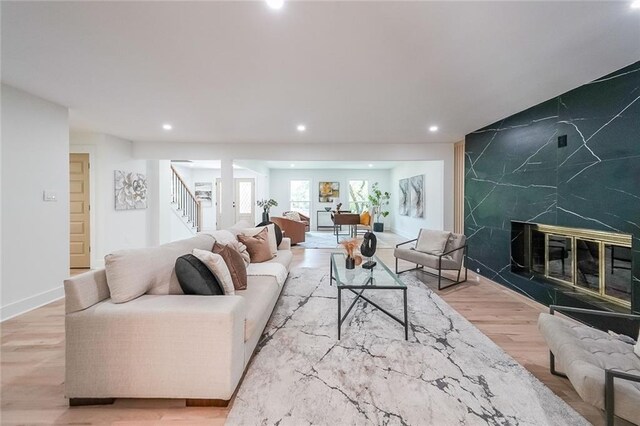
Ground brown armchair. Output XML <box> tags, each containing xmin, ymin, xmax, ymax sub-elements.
<box><xmin>271</xmin><ymin>216</ymin><xmax>307</xmax><ymax>245</ymax></box>
<box><xmin>282</xmin><ymin>211</ymin><xmax>310</xmax><ymax>231</ymax></box>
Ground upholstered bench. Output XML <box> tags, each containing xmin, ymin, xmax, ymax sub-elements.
<box><xmin>538</xmin><ymin>306</ymin><xmax>640</xmax><ymax>425</ymax></box>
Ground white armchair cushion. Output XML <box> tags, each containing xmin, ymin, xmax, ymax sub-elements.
<box><xmin>415</xmin><ymin>229</ymin><xmax>451</xmax><ymax>255</ymax></box>
<box><xmin>284</xmin><ymin>211</ymin><xmax>301</xmax><ymax>221</ymax></box>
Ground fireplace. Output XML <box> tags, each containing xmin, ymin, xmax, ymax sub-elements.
<box><xmin>511</xmin><ymin>221</ymin><xmax>633</xmax><ymax>309</ymax></box>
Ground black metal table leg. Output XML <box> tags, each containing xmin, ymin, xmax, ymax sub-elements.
<box><xmin>338</xmin><ymin>287</ymin><xmax>341</xmax><ymax>340</ymax></box>
<box><xmin>403</xmin><ymin>288</ymin><xmax>408</xmax><ymax>340</ymax></box>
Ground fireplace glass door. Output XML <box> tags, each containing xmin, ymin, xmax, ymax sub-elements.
<box><xmin>510</xmin><ymin>221</ymin><xmax>632</xmax><ymax>308</ymax></box>
<box><xmin>547</xmin><ymin>235</ymin><xmax>573</xmax><ymax>284</ymax></box>
<box><xmin>604</xmin><ymin>244</ymin><xmax>632</xmax><ymax>303</ymax></box>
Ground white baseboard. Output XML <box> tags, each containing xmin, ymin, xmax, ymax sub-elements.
<box><xmin>1</xmin><ymin>286</ymin><xmax>64</xmax><ymax>322</ymax></box>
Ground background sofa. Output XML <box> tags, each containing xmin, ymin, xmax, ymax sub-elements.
<box><xmin>64</xmin><ymin>229</ymin><xmax>292</xmax><ymax>406</ymax></box>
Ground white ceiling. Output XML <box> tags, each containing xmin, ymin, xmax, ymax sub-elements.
<box><xmin>2</xmin><ymin>1</ymin><xmax>639</xmax><ymax>144</ymax></box>
<box><xmin>265</xmin><ymin>160</ymin><xmax>400</xmax><ymax>170</ymax></box>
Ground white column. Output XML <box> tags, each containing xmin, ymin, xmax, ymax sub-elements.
<box><xmin>220</xmin><ymin>158</ymin><xmax>235</xmax><ymax>229</ymax></box>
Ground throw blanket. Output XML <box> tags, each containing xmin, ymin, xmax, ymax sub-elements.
<box><xmin>246</xmin><ymin>262</ymin><xmax>288</xmax><ymax>286</ymax></box>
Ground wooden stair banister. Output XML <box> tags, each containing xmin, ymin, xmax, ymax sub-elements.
<box><xmin>170</xmin><ymin>165</ymin><xmax>202</xmax><ymax>232</ymax></box>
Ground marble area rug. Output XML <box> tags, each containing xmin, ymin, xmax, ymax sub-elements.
<box><xmin>226</xmin><ymin>267</ymin><xmax>588</xmax><ymax>426</ymax></box>
<box><xmin>298</xmin><ymin>232</ymin><xmax>392</xmax><ymax>249</ymax></box>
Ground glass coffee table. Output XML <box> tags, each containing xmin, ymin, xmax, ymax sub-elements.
<box><xmin>330</xmin><ymin>253</ymin><xmax>408</xmax><ymax>340</ymax></box>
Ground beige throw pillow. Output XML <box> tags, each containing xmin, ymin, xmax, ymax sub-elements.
<box><xmin>239</xmin><ymin>224</ymin><xmax>278</xmax><ymax>255</ymax></box>
<box><xmin>237</xmin><ymin>228</ymin><xmax>274</xmax><ymax>263</ymax></box>
<box><xmin>192</xmin><ymin>249</ymin><xmax>235</xmax><ymax>295</ymax></box>
<box><xmin>415</xmin><ymin>229</ymin><xmax>451</xmax><ymax>256</ymax></box>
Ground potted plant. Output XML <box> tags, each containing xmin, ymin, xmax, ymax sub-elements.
<box><xmin>367</xmin><ymin>182</ymin><xmax>390</xmax><ymax>232</ymax></box>
<box><xmin>257</xmin><ymin>198</ymin><xmax>278</xmax><ymax>222</ymax></box>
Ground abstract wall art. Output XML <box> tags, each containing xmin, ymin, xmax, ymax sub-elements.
<box><xmin>409</xmin><ymin>175</ymin><xmax>424</xmax><ymax>218</ymax></box>
<box><xmin>114</xmin><ymin>170</ymin><xmax>147</xmax><ymax>210</ymax></box>
<box><xmin>399</xmin><ymin>178</ymin><xmax>409</xmax><ymax>216</ymax></box>
<box><xmin>194</xmin><ymin>182</ymin><xmax>213</xmax><ymax>207</ymax></box>
<box><xmin>319</xmin><ymin>181</ymin><xmax>340</xmax><ymax>203</ymax></box>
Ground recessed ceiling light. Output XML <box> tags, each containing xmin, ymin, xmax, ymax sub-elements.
<box><xmin>296</xmin><ymin>124</ymin><xmax>307</xmax><ymax>132</ymax></box>
<box><xmin>290</xmin><ymin>164</ymin><xmax>295</xmax><ymax>168</ymax></box>
<box><xmin>266</xmin><ymin>0</ymin><xmax>284</xmax><ymax>10</ymax></box>
<box><xmin>368</xmin><ymin>164</ymin><xmax>373</xmax><ymax>168</ymax></box>
<box><xmin>429</xmin><ymin>125</ymin><xmax>439</xmax><ymax>132</ymax></box>
<box><xmin>632</xmin><ymin>1</ymin><xmax>640</xmax><ymax>9</ymax></box>
<box><xmin>162</xmin><ymin>123</ymin><xmax>173</xmax><ymax>131</ymax></box>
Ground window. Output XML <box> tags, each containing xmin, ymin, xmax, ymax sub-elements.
<box><xmin>290</xmin><ymin>180</ymin><xmax>310</xmax><ymax>215</ymax></box>
<box><xmin>348</xmin><ymin>180</ymin><xmax>368</xmax><ymax>213</ymax></box>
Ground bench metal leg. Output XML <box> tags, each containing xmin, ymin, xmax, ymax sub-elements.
<box><xmin>549</xmin><ymin>351</ymin><xmax>568</xmax><ymax>378</ymax></box>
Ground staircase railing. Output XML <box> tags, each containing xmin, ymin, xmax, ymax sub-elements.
<box><xmin>170</xmin><ymin>165</ymin><xmax>202</xmax><ymax>232</ymax></box>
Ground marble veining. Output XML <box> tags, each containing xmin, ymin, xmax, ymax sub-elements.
<box><xmin>464</xmin><ymin>60</ymin><xmax>640</xmax><ymax>312</ymax></box>
<box><xmin>226</xmin><ymin>268</ymin><xmax>588</xmax><ymax>426</ymax></box>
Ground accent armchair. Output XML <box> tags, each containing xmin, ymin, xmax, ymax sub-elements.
<box><xmin>394</xmin><ymin>229</ymin><xmax>467</xmax><ymax>290</ymax></box>
<box><xmin>282</xmin><ymin>211</ymin><xmax>310</xmax><ymax>231</ymax></box>
<box><xmin>271</xmin><ymin>216</ymin><xmax>306</xmax><ymax>245</ymax></box>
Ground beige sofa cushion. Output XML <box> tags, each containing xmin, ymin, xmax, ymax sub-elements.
<box><xmin>236</xmin><ymin>276</ymin><xmax>280</xmax><ymax>342</ymax></box>
<box><xmin>416</xmin><ymin>229</ymin><xmax>451</xmax><ymax>255</ymax></box>
<box><xmin>104</xmin><ymin>234</ymin><xmax>215</xmax><ymax>303</ymax></box>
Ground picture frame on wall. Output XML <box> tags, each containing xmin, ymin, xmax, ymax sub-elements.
<box><xmin>319</xmin><ymin>181</ymin><xmax>340</xmax><ymax>203</ymax></box>
<box><xmin>409</xmin><ymin>174</ymin><xmax>424</xmax><ymax>218</ymax></box>
<box><xmin>194</xmin><ymin>182</ymin><xmax>213</xmax><ymax>207</ymax></box>
<box><xmin>399</xmin><ymin>178</ymin><xmax>409</xmax><ymax>216</ymax></box>
<box><xmin>114</xmin><ymin>170</ymin><xmax>148</xmax><ymax>210</ymax></box>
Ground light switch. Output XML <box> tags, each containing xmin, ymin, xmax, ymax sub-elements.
<box><xmin>43</xmin><ymin>191</ymin><xmax>57</xmax><ymax>202</ymax></box>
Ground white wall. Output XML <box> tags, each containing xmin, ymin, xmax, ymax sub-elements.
<box><xmin>1</xmin><ymin>85</ymin><xmax>69</xmax><ymax>320</ymax></box>
<box><xmin>133</xmin><ymin>141</ymin><xmax>454</xmax><ymax>231</ymax></box>
<box><xmin>70</xmin><ymin>132</ymin><xmax>151</xmax><ymax>267</ymax></box>
<box><xmin>390</xmin><ymin>161</ymin><xmax>445</xmax><ymax>238</ymax></box>
<box><xmin>268</xmin><ymin>168</ymin><xmax>392</xmax><ymax>230</ymax></box>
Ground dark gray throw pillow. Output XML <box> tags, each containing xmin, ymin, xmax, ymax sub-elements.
<box><xmin>175</xmin><ymin>254</ymin><xmax>224</xmax><ymax>295</ymax></box>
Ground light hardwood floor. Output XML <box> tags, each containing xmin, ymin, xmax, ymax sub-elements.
<box><xmin>1</xmin><ymin>244</ymin><xmax>605</xmax><ymax>425</ymax></box>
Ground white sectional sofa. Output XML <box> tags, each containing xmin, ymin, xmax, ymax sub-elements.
<box><xmin>64</xmin><ymin>230</ymin><xmax>292</xmax><ymax>406</ymax></box>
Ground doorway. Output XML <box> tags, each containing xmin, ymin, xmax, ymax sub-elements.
<box><xmin>216</xmin><ymin>178</ymin><xmax>256</xmax><ymax>227</ymax></box>
<box><xmin>69</xmin><ymin>153</ymin><xmax>90</xmax><ymax>268</ymax></box>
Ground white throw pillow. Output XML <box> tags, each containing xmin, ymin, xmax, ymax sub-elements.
<box><xmin>415</xmin><ymin>229</ymin><xmax>451</xmax><ymax>255</ymax></box>
<box><xmin>239</xmin><ymin>224</ymin><xmax>278</xmax><ymax>256</ymax></box>
<box><xmin>285</xmin><ymin>211</ymin><xmax>301</xmax><ymax>222</ymax></box>
<box><xmin>192</xmin><ymin>249</ymin><xmax>235</xmax><ymax>295</ymax></box>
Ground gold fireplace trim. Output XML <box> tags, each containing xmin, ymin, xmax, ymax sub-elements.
<box><xmin>529</xmin><ymin>223</ymin><xmax>632</xmax><ymax>308</ymax></box>
<box><xmin>536</xmin><ymin>224</ymin><xmax>632</xmax><ymax>247</ymax></box>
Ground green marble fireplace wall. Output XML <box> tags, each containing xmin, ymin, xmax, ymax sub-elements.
<box><xmin>464</xmin><ymin>61</ymin><xmax>640</xmax><ymax>314</ymax></box>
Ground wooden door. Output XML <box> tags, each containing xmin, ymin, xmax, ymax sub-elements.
<box><xmin>69</xmin><ymin>153</ymin><xmax>90</xmax><ymax>268</ymax></box>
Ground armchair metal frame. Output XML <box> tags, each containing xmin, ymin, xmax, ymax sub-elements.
<box><xmin>548</xmin><ymin>305</ymin><xmax>640</xmax><ymax>426</ymax></box>
<box><xmin>395</xmin><ymin>239</ymin><xmax>468</xmax><ymax>290</ymax></box>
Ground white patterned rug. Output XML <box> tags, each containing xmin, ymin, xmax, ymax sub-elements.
<box><xmin>227</xmin><ymin>268</ymin><xmax>588</xmax><ymax>426</ymax></box>
<box><xmin>298</xmin><ymin>231</ymin><xmax>392</xmax><ymax>249</ymax></box>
